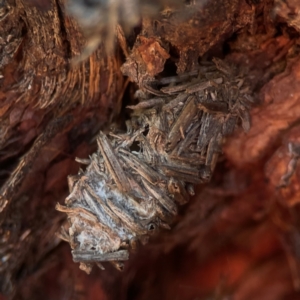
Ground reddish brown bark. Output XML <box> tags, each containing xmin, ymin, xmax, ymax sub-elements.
<box><xmin>1</xmin><ymin>0</ymin><xmax>300</xmax><ymax>299</ymax></box>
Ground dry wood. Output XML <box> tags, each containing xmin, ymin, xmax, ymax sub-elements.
<box><xmin>1</xmin><ymin>0</ymin><xmax>300</xmax><ymax>299</ymax></box>
<box><xmin>57</xmin><ymin>59</ymin><xmax>252</xmax><ymax>272</ymax></box>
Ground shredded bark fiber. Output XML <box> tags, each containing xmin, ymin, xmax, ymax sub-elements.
<box><xmin>57</xmin><ymin>58</ymin><xmax>252</xmax><ymax>273</ymax></box>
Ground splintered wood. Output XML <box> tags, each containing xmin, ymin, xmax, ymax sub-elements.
<box><xmin>56</xmin><ymin>59</ymin><xmax>252</xmax><ymax>273</ymax></box>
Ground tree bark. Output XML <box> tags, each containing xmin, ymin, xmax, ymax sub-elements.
<box><xmin>1</xmin><ymin>0</ymin><xmax>300</xmax><ymax>299</ymax></box>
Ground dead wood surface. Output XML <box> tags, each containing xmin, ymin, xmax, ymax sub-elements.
<box><xmin>1</xmin><ymin>0</ymin><xmax>300</xmax><ymax>299</ymax></box>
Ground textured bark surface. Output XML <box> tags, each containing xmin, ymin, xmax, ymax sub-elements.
<box><xmin>1</xmin><ymin>0</ymin><xmax>300</xmax><ymax>299</ymax></box>
<box><xmin>0</xmin><ymin>0</ymin><xmax>125</xmax><ymax>296</ymax></box>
